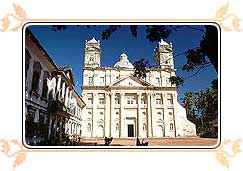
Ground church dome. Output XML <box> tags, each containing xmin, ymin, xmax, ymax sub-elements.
<box><xmin>114</xmin><ymin>53</ymin><xmax>134</xmax><ymax>69</ymax></box>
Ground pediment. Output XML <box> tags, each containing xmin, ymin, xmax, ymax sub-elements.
<box><xmin>110</xmin><ymin>75</ymin><xmax>153</xmax><ymax>87</ymax></box>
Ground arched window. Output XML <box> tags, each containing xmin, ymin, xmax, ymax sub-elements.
<box><xmin>143</xmin><ymin>123</ymin><xmax>146</xmax><ymax>130</ymax></box>
<box><xmin>31</xmin><ymin>71</ymin><xmax>40</xmax><ymax>93</ymax></box>
<box><xmin>41</xmin><ymin>79</ymin><xmax>48</xmax><ymax>99</ymax></box>
<box><xmin>25</xmin><ymin>49</ymin><xmax>31</xmax><ymax>81</ymax></box>
<box><xmin>115</xmin><ymin>97</ymin><xmax>120</xmax><ymax>104</ymax></box>
<box><xmin>87</xmin><ymin>123</ymin><xmax>91</xmax><ymax>132</ymax></box>
<box><xmin>170</xmin><ymin>123</ymin><xmax>174</xmax><ymax>131</ymax></box>
<box><xmin>115</xmin><ymin>123</ymin><xmax>119</xmax><ymax>131</ymax></box>
<box><xmin>167</xmin><ymin>94</ymin><xmax>173</xmax><ymax>105</ymax></box>
<box><xmin>31</xmin><ymin>61</ymin><xmax>42</xmax><ymax>96</ymax></box>
<box><xmin>41</xmin><ymin>71</ymin><xmax>50</xmax><ymax>99</ymax></box>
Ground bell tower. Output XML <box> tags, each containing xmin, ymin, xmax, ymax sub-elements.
<box><xmin>153</xmin><ymin>39</ymin><xmax>174</xmax><ymax>69</ymax></box>
<box><xmin>84</xmin><ymin>37</ymin><xmax>101</xmax><ymax>67</ymax></box>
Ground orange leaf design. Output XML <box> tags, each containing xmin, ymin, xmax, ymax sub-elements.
<box><xmin>215</xmin><ymin>152</ymin><xmax>229</xmax><ymax>169</ymax></box>
<box><xmin>13</xmin><ymin>152</ymin><xmax>27</xmax><ymax>169</ymax></box>
<box><xmin>232</xmin><ymin>16</ymin><xmax>242</xmax><ymax>32</ymax></box>
<box><xmin>12</xmin><ymin>3</ymin><xmax>27</xmax><ymax>19</ymax></box>
<box><xmin>0</xmin><ymin>139</ymin><xmax>10</xmax><ymax>155</ymax></box>
<box><xmin>221</xmin><ymin>24</ymin><xmax>232</xmax><ymax>32</ymax></box>
<box><xmin>10</xmin><ymin>22</ymin><xmax>23</xmax><ymax>32</ymax></box>
<box><xmin>232</xmin><ymin>139</ymin><xmax>241</xmax><ymax>155</ymax></box>
<box><xmin>215</xmin><ymin>2</ymin><xmax>229</xmax><ymax>19</ymax></box>
<box><xmin>0</xmin><ymin>17</ymin><xmax>10</xmax><ymax>32</ymax></box>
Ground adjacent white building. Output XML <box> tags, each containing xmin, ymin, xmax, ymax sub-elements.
<box><xmin>81</xmin><ymin>38</ymin><xmax>196</xmax><ymax>138</ymax></box>
<box><xmin>25</xmin><ymin>29</ymin><xmax>85</xmax><ymax>144</ymax></box>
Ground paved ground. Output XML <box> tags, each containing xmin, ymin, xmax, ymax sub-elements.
<box><xmin>78</xmin><ymin>137</ymin><xmax>218</xmax><ymax>146</ymax></box>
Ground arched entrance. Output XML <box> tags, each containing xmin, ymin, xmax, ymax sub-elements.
<box><xmin>97</xmin><ymin>125</ymin><xmax>104</xmax><ymax>137</ymax></box>
<box><xmin>157</xmin><ymin>125</ymin><xmax>164</xmax><ymax>137</ymax></box>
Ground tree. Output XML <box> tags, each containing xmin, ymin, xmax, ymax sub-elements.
<box><xmin>193</xmin><ymin>79</ymin><xmax>218</xmax><ymax>135</ymax></box>
<box><xmin>182</xmin><ymin>91</ymin><xmax>196</xmax><ymax>120</ymax></box>
<box><xmin>133</xmin><ymin>58</ymin><xmax>149</xmax><ymax>79</ymax></box>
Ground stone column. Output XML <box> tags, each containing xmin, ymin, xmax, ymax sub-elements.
<box><xmin>92</xmin><ymin>93</ymin><xmax>98</xmax><ymax>137</ymax></box>
<box><xmin>68</xmin><ymin>90</ymin><xmax>73</xmax><ymax>108</ymax></box>
<box><xmin>151</xmin><ymin>93</ymin><xmax>156</xmax><ymax>137</ymax></box>
<box><xmin>37</xmin><ymin>70</ymin><xmax>44</xmax><ymax>103</ymax></box>
<box><xmin>163</xmin><ymin>93</ymin><xmax>169</xmax><ymax>137</ymax></box>
<box><xmin>147</xmin><ymin>92</ymin><xmax>152</xmax><ymax>137</ymax></box>
<box><xmin>26</xmin><ymin>59</ymin><xmax>34</xmax><ymax>90</ymax></box>
<box><xmin>56</xmin><ymin>76</ymin><xmax>62</xmax><ymax>100</ymax></box>
<box><xmin>34</xmin><ymin>109</ymin><xmax>39</xmax><ymax>123</ymax></box>
<box><xmin>110</xmin><ymin>93</ymin><xmax>115</xmax><ymax>137</ymax></box>
<box><xmin>105</xmin><ymin>92</ymin><xmax>110</xmax><ymax>137</ymax></box>
<box><xmin>64</xmin><ymin>87</ymin><xmax>69</xmax><ymax>107</ymax></box>
<box><xmin>137</xmin><ymin>93</ymin><xmax>142</xmax><ymax>137</ymax></box>
<box><xmin>172</xmin><ymin>93</ymin><xmax>177</xmax><ymax>137</ymax></box>
<box><xmin>120</xmin><ymin>93</ymin><xmax>125</xmax><ymax>137</ymax></box>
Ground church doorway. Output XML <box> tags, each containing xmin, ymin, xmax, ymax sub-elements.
<box><xmin>128</xmin><ymin>124</ymin><xmax>134</xmax><ymax>137</ymax></box>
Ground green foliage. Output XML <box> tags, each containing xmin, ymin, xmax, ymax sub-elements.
<box><xmin>169</xmin><ymin>76</ymin><xmax>184</xmax><ymax>86</ymax></box>
<box><xmin>101</xmin><ymin>25</ymin><xmax>121</xmax><ymax>40</ymax></box>
<box><xmin>182</xmin><ymin>91</ymin><xmax>196</xmax><ymax>118</ymax></box>
<box><xmin>133</xmin><ymin>58</ymin><xmax>150</xmax><ymax>79</ymax></box>
<box><xmin>145</xmin><ymin>25</ymin><xmax>179</xmax><ymax>42</ymax></box>
<box><xmin>182</xmin><ymin>48</ymin><xmax>208</xmax><ymax>71</ymax></box>
<box><xmin>181</xmin><ymin>80</ymin><xmax>218</xmax><ymax>136</ymax></box>
<box><xmin>196</xmin><ymin>87</ymin><xmax>218</xmax><ymax>123</ymax></box>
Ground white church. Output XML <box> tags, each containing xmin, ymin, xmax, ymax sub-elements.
<box><xmin>81</xmin><ymin>37</ymin><xmax>196</xmax><ymax>138</ymax></box>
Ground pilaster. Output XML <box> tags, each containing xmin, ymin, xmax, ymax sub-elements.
<box><xmin>147</xmin><ymin>92</ymin><xmax>152</xmax><ymax>137</ymax></box>
<box><xmin>151</xmin><ymin>92</ymin><xmax>156</xmax><ymax>137</ymax></box>
<box><xmin>105</xmin><ymin>92</ymin><xmax>110</xmax><ymax>137</ymax></box>
<box><xmin>137</xmin><ymin>93</ymin><xmax>142</xmax><ymax>137</ymax></box>
<box><xmin>120</xmin><ymin>92</ymin><xmax>125</xmax><ymax>137</ymax></box>
<box><xmin>92</xmin><ymin>92</ymin><xmax>98</xmax><ymax>137</ymax></box>
<box><xmin>163</xmin><ymin>93</ymin><xmax>169</xmax><ymax>137</ymax></box>
<box><xmin>110</xmin><ymin>93</ymin><xmax>115</xmax><ymax>137</ymax></box>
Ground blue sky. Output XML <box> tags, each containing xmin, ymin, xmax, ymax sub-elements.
<box><xmin>28</xmin><ymin>24</ymin><xmax>217</xmax><ymax>102</ymax></box>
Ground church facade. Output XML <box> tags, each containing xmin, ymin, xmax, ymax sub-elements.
<box><xmin>81</xmin><ymin>38</ymin><xmax>196</xmax><ymax>138</ymax></box>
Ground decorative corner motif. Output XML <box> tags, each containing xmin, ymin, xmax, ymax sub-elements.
<box><xmin>215</xmin><ymin>1</ymin><xmax>242</xmax><ymax>32</ymax></box>
<box><xmin>215</xmin><ymin>139</ymin><xmax>241</xmax><ymax>170</ymax></box>
<box><xmin>0</xmin><ymin>139</ymin><xmax>27</xmax><ymax>170</ymax></box>
<box><xmin>0</xmin><ymin>3</ymin><xmax>27</xmax><ymax>32</ymax></box>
